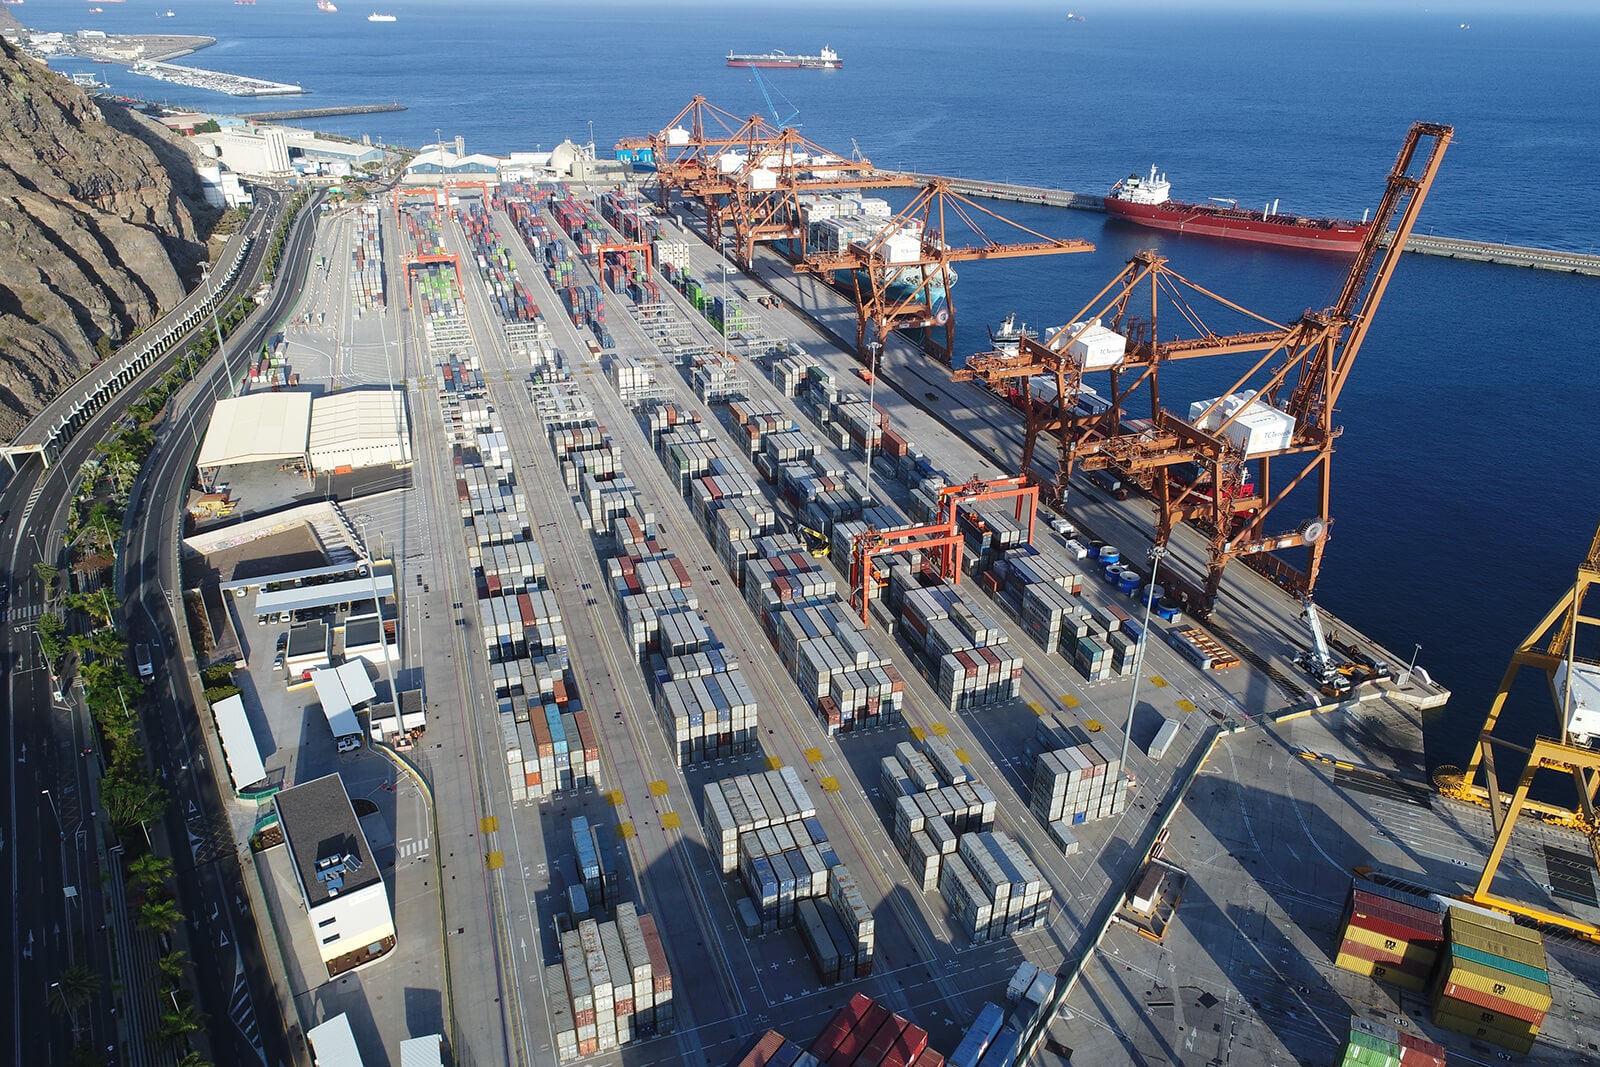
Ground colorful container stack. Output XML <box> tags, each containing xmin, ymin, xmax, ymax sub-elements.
<box><xmin>808</xmin><ymin>994</ymin><xmax>946</xmax><ymax>1067</ymax></box>
<box><xmin>1430</xmin><ymin>907</ymin><xmax>1550</xmax><ymax>1055</ymax></box>
<box><xmin>549</xmin><ymin>905</ymin><xmax>672</xmax><ymax>1061</ymax></box>
<box><xmin>1336</xmin><ymin>1017</ymin><xmax>1447</xmax><ymax>1067</ymax></box>
<box><xmin>1335</xmin><ymin>880</ymin><xmax>1445</xmax><ymax>992</ymax></box>
<box><xmin>349</xmin><ymin>203</ymin><xmax>385</xmax><ymax>312</ymax></box>
<box><xmin>1028</xmin><ymin>714</ymin><xmax>1131</xmax><ymax>829</ymax></box>
<box><xmin>894</xmin><ymin>582</ymin><xmax>1024</xmax><ymax>712</ymax></box>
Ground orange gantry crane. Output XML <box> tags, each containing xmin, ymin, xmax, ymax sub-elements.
<box><xmin>392</xmin><ymin>185</ymin><xmax>444</xmax><ymax>228</ymax></box>
<box><xmin>795</xmin><ymin>179</ymin><xmax>1094</xmax><ymax>363</ymax></box>
<box><xmin>954</xmin><ymin>122</ymin><xmax>1453</xmax><ymax>610</ymax></box>
<box><xmin>848</xmin><ymin>474</ymin><xmax>1041</xmax><ymax>627</ymax></box>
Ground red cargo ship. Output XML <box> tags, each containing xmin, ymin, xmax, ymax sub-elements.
<box><xmin>1104</xmin><ymin>166</ymin><xmax>1370</xmax><ymax>252</ymax></box>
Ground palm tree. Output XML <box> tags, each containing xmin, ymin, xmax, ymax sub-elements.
<box><xmin>157</xmin><ymin>949</ymin><xmax>189</xmax><ymax>984</ymax></box>
<box><xmin>130</xmin><ymin>852</ymin><xmax>174</xmax><ymax>895</ymax></box>
<box><xmin>176</xmin><ymin>1053</ymin><xmax>215</xmax><ymax>1067</ymax></box>
<box><xmin>137</xmin><ymin>897</ymin><xmax>184</xmax><ymax>939</ymax></box>
<box><xmin>46</xmin><ymin>964</ymin><xmax>100</xmax><ymax>1018</ymax></box>
<box><xmin>157</xmin><ymin>1002</ymin><xmax>206</xmax><ymax>1045</ymax></box>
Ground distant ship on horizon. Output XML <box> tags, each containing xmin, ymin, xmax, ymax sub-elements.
<box><xmin>725</xmin><ymin>45</ymin><xmax>841</xmax><ymax>70</ymax></box>
<box><xmin>317</xmin><ymin>0</ymin><xmax>337</xmax><ymax>11</ymax></box>
<box><xmin>368</xmin><ymin>11</ymin><xmax>396</xmax><ymax>21</ymax></box>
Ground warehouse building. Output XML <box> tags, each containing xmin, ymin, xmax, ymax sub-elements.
<box><xmin>273</xmin><ymin>774</ymin><xmax>395</xmax><ymax>976</ymax></box>
<box><xmin>308</xmin><ymin>389</ymin><xmax>412</xmax><ymax>473</ymax></box>
<box><xmin>197</xmin><ymin>389</ymin><xmax>410</xmax><ymax>483</ymax></box>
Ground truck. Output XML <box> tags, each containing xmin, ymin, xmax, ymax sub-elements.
<box><xmin>854</xmin><ymin>366</ymin><xmax>874</xmax><ymax>385</ymax></box>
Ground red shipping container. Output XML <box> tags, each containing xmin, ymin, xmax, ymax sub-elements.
<box><xmin>1397</xmin><ymin>1029</ymin><xmax>1448</xmax><ymax>1066</ymax></box>
<box><xmin>827</xmin><ymin>1003</ymin><xmax>889</xmax><ymax>1067</ymax></box>
<box><xmin>910</xmin><ymin>1051</ymin><xmax>944</xmax><ymax>1067</ymax></box>
<box><xmin>883</xmin><ymin>1023</ymin><xmax>929</xmax><ymax>1067</ymax></box>
<box><xmin>638</xmin><ymin>914</ymin><xmax>672</xmax><ymax>992</ymax></box>
<box><xmin>852</xmin><ymin>1016</ymin><xmax>907</xmax><ymax>1067</ymax></box>
<box><xmin>524</xmin><ymin>771</ymin><xmax>540</xmax><ymax>788</ymax></box>
<box><xmin>578</xmin><ymin>1037</ymin><xmax>598</xmax><ymax>1056</ymax></box>
<box><xmin>517</xmin><ymin>593</ymin><xmax>536</xmax><ymax>628</ymax></box>
<box><xmin>1438</xmin><ymin>982</ymin><xmax>1545</xmax><ymax>1026</ymax></box>
<box><xmin>552</xmin><ymin>678</ymin><xmax>569</xmax><ymax>706</ymax></box>
<box><xmin>574</xmin><ymin>1008</ymin><xmax>595</xmax><ymax>1028</ymax></box>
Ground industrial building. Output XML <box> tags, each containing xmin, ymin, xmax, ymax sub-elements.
<box><xmin>196</xmin><ymin>388</ymin><xmax>410</xmax><ymax>481</ymax></box>
<box><xmin>272</xmin><ymin>774</ymin><xmax>395</xmax><ymax>976</ymax></box>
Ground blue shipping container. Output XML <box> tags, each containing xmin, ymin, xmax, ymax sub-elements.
<box><xmin>949</xmin><ymin>1003</ymin><xmax>1005</xmax><ymax>1067</ymax></box>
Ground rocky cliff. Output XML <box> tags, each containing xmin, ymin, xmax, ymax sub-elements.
<box><xmin>0</xmin><ymin>35</ymin><xmax>212</xmax><ymax>440</ymax></box>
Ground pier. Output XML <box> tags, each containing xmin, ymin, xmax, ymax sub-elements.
<box><xmin>889</xmin><ymin>171</ymin><xmax>1600</xmax><ymax>277</ymax></box>
<box><xmin>235</xmin><ymin>103</ymin><xmax>408</xmax><ymax>122</ymax></box>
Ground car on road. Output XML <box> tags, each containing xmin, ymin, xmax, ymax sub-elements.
<box><xmin>135</xmin><ymin>643</ymin><xmax>155</xmax><ymax>683</ymax></box>
<box><xmin>0</xmin><ymin>580</ymin><xmax>10</xmax><ymax>605</ymax></box>
<box><xmin>0</xmin><ymin>509</ymin><xmax>9</xmax><ymax>524</ymax></box>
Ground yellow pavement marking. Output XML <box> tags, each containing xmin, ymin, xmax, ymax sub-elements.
<box><xmin>660</xmin><ymin>812</ymin><xmax>681</xmax><ymax>830</ymax></box>
<box><xmin>1028</xmin><ymin>701</ymin><xmax>1047</xmax><ymax>716</ymax></box>
<box><xmin>930</xmin><ymin>722</ymin><xmax>950</xmax><ymax>737</ymax></box>
<box><xmin>479</xmin><ymin>816</ymin><xmax>498</xmax><ymax>834</ymax></box>
<box><xmin>605</xmin><ymin>790</ymin><xmax>625</xmax><ymax>806</ymax></box>
<box><xmin>820</xmin><ymin>776</ymin><xmax>840</xmax><ymax>793</ymax></box>
<box><xmin>1150</xmin><ymin>675</ymin><xmax>1170</xmax><ymax>689</ymax></box>
<box><xmin>804</xmin><ymin>747</ymin><xmax>823</xmax><ymax>763</ymax></box>
<box><xmin>616</xmin><ymin>821</ymin><xmax>635</xmax><ymax>839</ymax></box>
<box><xmin>909</xmin><ymin>725</ymin><xmax>926</xmax><ymax>742</ymax></box>
<box><xmin>1085</xmin><ymin>719</ymin><xmax>1103</xmax><ymax>732</ymax></box>
<box><xmin>1060</xmin><ymin>694</ymin><xmax>1081</xmax><ymax>709</ymax></box>
<box><xmin>954</xmin><ymin>748</ymin><xmax>971</xmax><ymax>763</ymax></box>
<box><xmin>1177</xmin><ymin>699</ymin><xmax>1196</xmax><ymax>713</ymax></box>
<box><xmin>765</xmin><ymin>756</ymin><xmax>784</xmax><ymax>770</ymax></box>
<box><xmin>485</xmin><ymin>851</ymin><xmax>504</xmax><ymax>870</ymax></box>
<box><xmin>649</xmin><ymin>780</ymin><xmax>669</xmax><ymax>797</ymax></box>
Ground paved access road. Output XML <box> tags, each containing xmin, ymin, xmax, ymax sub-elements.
<box><xmin>0</xmin><ymin>185</ymin><xmax>314</xmax><ymax>1067</ymax></box>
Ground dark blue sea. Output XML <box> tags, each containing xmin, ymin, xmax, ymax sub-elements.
<box><xmin>30</xmin><ymin>0</ymin><xmax>1600</xmax><ymax>770</ymax></box>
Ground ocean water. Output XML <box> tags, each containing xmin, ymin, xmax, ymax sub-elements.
<box><xmin>29</xmin><ymin>0</ymin><xmax>1600</xmax><ymax>769</ymax></box>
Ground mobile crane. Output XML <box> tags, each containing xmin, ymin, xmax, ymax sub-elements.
<box><xmin>1294</xmin><ymin>594</ymin><xmax>1352</xmax><ymax>697</ymax></box>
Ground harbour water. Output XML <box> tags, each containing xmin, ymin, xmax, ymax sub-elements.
<box><xmin>25</xmin><ymin>0</ymin><xmax>1600</xmax><ymax>769</ymax></box>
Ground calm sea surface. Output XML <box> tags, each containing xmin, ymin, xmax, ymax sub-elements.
<box><xmin>31</xmin><ymin>0</ymin><xmax>1600</xmax><ymax>768</ymax></box>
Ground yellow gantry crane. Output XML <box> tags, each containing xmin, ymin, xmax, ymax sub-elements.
<box><xmin>1450</xmin><ymin>520</ymin><xmax>1600</xmax><ymax>940</ymax></box>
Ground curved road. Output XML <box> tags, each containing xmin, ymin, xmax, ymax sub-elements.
<box><xmin>0</xmin><ymin>184</ymin><xmax>321</xmax><ymax>1067</ymax></box>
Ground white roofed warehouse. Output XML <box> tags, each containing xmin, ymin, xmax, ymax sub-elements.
<box><xmin>308</xmin><ymin>389</ymin><xmax>412</xmax><ymax>474</ymax></box>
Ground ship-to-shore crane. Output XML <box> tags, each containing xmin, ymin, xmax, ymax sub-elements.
<box><xmin>796</xmin><ymin>180</ymin><xmax>1094</xmax><ymax>363</ymax></box>
<box><xmin>1428</xmin><ymin>521</ymin><xmax>1600</xmax><ymax>942</ymax></box>
<box><xmin>954</xmin><ymin>122</ymin><xmax>1452</xmax><ymax>609</ymax></box>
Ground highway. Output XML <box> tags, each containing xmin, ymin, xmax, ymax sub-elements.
<box><xmin>0</xmin><ymin>184</ymin><xmax>313</xmax><ymax>1066</ymax></box>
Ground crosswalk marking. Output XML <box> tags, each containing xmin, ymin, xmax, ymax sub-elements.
<box><xmin>18</xmin><ymin>484</ymin><xmax>43</xmax><ymax>526</ymax></box>
<box><xmin>5</xmin><ymin>604</ymin><xmax>44</xmax><ymax>625</ymax></box>
<box><xmin>398</xmin><ymin>838</ymin><xmax>430</xmax><ymax>859</ymax></box>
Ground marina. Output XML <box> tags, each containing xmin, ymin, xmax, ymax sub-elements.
<box><xmin>129</xmin><ymin>58</ymin><xmax>303</xmax><ymax>97</ymax></box>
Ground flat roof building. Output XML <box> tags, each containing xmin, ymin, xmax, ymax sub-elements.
<box><xmin>273</xmin><ymin>775</ymin><xmax>395</xmax><ymax>976</ymax></box>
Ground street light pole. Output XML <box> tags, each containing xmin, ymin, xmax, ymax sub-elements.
<box><xmin>1118</xmin><ymin>545</ymin><xmax>1165</xmax><ymax>775</ymax></box>
<box><xmin>1407</xmin><ymin>643</ymin><xmax>1422</xmax><ymax>678</ymax></box>
<box><xmin>203</xmin><ymin>262</ymin><xmax>231</xmax><ymax>400</ymax></box>
<box><xmin>41</xmin><ymin>789</ymin><xmax>64</xmax><ymax>841</ymax></box>
<box><xmin>862</xmin><ymin>340</ymin><xmax>882</xmax><ymax>505</ymax></box>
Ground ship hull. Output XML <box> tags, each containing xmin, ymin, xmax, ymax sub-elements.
<box><xmin>1104</xmin><ymin>198</ymin><xmax>1367</xmax><ymax>252</ymax></box>
<box><xmin>726</xmin><ymin>57</ymin><xmax>841</xmax><ymax>69</ymax></box>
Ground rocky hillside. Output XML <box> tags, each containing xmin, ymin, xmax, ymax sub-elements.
<box><xmin>0</xmin><ymin>35</ymin><xmax>213</xmax><ymax>440</ymax></box>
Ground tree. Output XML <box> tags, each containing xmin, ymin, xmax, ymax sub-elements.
<box><xmin>176</xmin><ymin>1054</ymin><xmax>215</xmax><ymax>1067</ymax></box>
<box><xmin>156</xmin><ymin>1001</ymin><xmax>206</xmax><ymax>1045</ymax></box>
<box><xmin>103</xmin><ymin>759</ymin><xmax>167</xmax><ymax>833</ymax></box>
<box><xmin>157</xmin><ymin>949</ymin><xmax>189</xmax><ymax>984</ymax></box>
<box><xmin>47</xmin><ymin>963</ymin><xmax>100</xmax><ymax>1017</ymax></box>
<box><xmin>36</xmin><ymin>613</ymin><xmax>65</xmax><ymax>662</ymax></box>
<box><xmin>94</xmin><ymin>334</ymin><xmax>114</xmax><ymax>361</ymax></box>
<box><xmin>137</xmin><ymin>897</ymin><xmax>184</xmax><ymax>939</ymax></box>
<box><xmin>130</xmin><ymin>852</ymin><xmax>174</xmax><ymax>895</ymax></box>
<box><xmin>33</xmin><ymin>562</ymin><xmax>58</xmax><ymax>598</ymax></box>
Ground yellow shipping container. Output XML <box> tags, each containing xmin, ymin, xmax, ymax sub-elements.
<box><xmin>1369</xmin><ymin>962</ymin><xmax>1427</xmax><ymax>992</ymax></box>
<box><xmin>1435</xmin><ymin>957</ymin><xmax>1552</xmax><ymax>1012</ymax></box>
<box><xmin>1446</xmin><ymin>912</ymin><xmax>1548</xmax><ymax>971</ymax></box>
<box><xmin>1433</xmin><ymin>1004</ymin><xmax>1538</xmax><ymax>1053</ymax></box>
<box><xmin>1334</xmin><ymin>951</ymin><xmax>1376</xmax><ymax>976</ymax></box>
<box><xmin>1341</xmin><ymin>925</ymin><xmax>1439</xmax><ymax>966</ymax></box>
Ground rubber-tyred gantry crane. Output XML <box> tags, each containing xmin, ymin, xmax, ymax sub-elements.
<box><xmin>848</xmin><ymin>474</ymin><xmax>1041</xmax><ymax>627</ymax></box>
<box><xmin>796</xmin><ymin>179</ymin><xmax>1095</xmax><ymax>363</ymax></box>
<box><xmin>955</xmin><ymin>122</ymin><xmax>1452</xmax><ymax>609</ymax></box>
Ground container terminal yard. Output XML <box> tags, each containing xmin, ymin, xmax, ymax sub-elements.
<box><xmin>159</xmin><ymin>103</ymin><xmax>1600</xmax><ymax>1067</ymax></box>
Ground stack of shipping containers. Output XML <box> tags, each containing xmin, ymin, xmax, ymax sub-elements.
<box><xmin>1028</xmin><ymin>714</ymin><xmax>1130</xmax><ymax>836</ymax></box>
<box><xmin>549</xmin><ymin>907</ymin><xmax>674</xmax><ymax>1062</ymax></box>
<box><xmin>1334</xmin><ymin>1017</ymin><xmax>1447</xmax><ymax>1067</ymax></box>
<box><xmin>937</xmin><ymin>830</ymin><xmax>1052</xmax><ymax>945</ymax></box>
<box><xmin>1334</xmin><ymin>880</ymin><xmax>1445</xmax><ymax>992</ymax></box>
<box><xmin>894</xmin><ymin>580</ymin><xmax>1023</xmax><ymax>711</ymax></box>
<box><xmin>1430</xmin><ymin>907</ymin><xmax>1551</xmax><ymax>1055</ymax></box>
<box><xmin>350</xmin><ymin>203</ymin><xmax>385</xmax><ymax>313</ymax></box>
<box><xmin>885</xmin><ymin>738</ymin><xmax>999</xmax><ymax>893</ymax></box>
